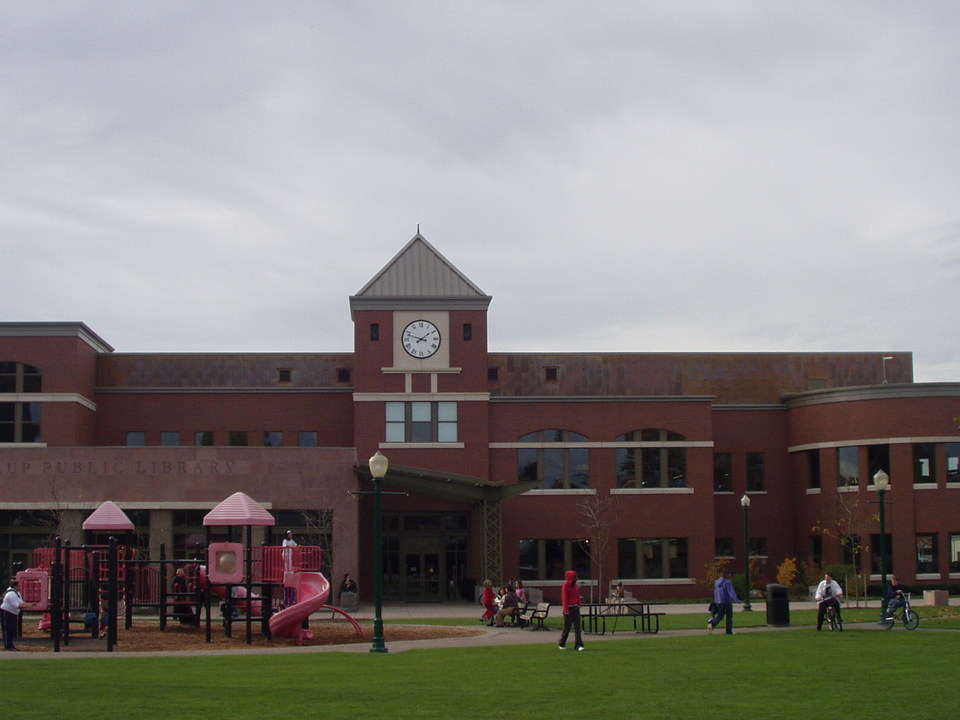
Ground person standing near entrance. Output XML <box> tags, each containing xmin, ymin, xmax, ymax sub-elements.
<box><xmin>708</xmin><ymin>568</ymin><xmax>741</xmax><ymax>635</ymax></box>
<box><xmin>1</xmin><ymin>579</ymin><xmax>23</xmax><ymax>651</ymax></box>
<box><xmin>558</xmin><ymin>570</ymin><xmax>584</xmax><ymax>651</ymax></box>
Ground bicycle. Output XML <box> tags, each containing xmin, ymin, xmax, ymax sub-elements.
<box><xmin>881</xmin><ymin>592</ymin><xmax>920</xmax><ymax>630</ymax></box>
<box><xmin>823</xmin><ymin>601</ymin><xmax>843</xmax><ymax>632</ymax></box>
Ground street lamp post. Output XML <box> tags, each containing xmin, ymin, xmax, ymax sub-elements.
<box><xmin>368</xmin><ymin>450</ymin><xmax>389</xmax><ymax>653</ymax></box>
<box><xmin>873</xmin><ymin>469</ymin><xmax>890</xmax><ymax>617</ymax></box>
<box><xmin>740</xmin><ymin>494</ymin><xmax>752</xmax><ymax>612</ymax></box>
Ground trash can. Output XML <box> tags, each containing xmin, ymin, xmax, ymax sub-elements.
<box><xmin>766</xmin><ymin>583</ymin><xmax>790</xmax><ymax>626</ymax></box>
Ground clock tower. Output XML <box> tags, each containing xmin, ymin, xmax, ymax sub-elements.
<box><xmin>349</xmin><ymin>233</ymin><xmax>492</xmax><ymax>472</ymax></box>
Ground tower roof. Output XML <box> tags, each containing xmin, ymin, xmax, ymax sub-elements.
<box><xmin>350</xmin><ymin>233</ymin><xmax>491</xmax><ymax>313</ymax></box>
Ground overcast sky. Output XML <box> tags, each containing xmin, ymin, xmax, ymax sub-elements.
<box><xmin>2</xmin><ymin>2</ymin><xmax>958</xmax><ymax>381</ymax></box>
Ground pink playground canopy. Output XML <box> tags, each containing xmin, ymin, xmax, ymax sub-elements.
<box><xmin>82</xmin><ymin>500</ymin><xmax>135</xmax><ymax>531</ymax></box>
<box><xmin>203</xmin><ymin>491</ymin><xmax>276</xmax><ymax>527</ymax></box>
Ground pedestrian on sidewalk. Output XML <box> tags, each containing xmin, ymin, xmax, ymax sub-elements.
<box><xmin>1</xmin><ymin>579</ymin><xmax>24</xmax><ymax>650</ymax></box>
<box><xmin>708</xmin><ymin>568</ymin><xmax>740</xmax><ymax>635</ymax></box>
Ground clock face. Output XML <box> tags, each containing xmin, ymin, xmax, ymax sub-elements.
<box><xmin>402</xmin><ymin>320</ymin><xmax>441</xmax><ymax>358</ymax></box>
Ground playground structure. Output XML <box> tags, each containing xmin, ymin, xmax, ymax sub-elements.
<box><xmin>12</xmin><ymin>493</ymin><xmax>363</xmax><ymax>652</ymax></box>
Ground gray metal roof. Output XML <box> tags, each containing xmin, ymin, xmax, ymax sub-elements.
<box><xmin>350</xmin><ymin>234</ymin><xmax>491</xmax><ymax>311</ymax></box>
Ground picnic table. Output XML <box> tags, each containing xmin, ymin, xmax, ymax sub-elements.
<box><xmin>581</xmin><ymin>601</ymin><xmax>667</xmax><ymax>635</ymax></box>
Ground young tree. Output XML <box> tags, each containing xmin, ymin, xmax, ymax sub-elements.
<box><xmin>576</xmin><ymin>493</ymin><xmax>617</xmax><ymax>603</ymax></box>
<box><xmin>813</xmin><ymin>489</ymin><xmax>872</xmax><ymax>607</ymax></box>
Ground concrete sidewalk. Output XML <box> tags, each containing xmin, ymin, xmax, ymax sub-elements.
<box><xmin>5</xmin><ymin>597</ymin><xmax>952</xmax><ymax>658</ymax></box>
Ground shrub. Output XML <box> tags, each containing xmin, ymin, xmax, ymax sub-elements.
<box><xmin>800</xmin><ymin>557</ymin><xmax>822</xmax><ymax>586</ymax></box>
<box><xmin>777</xmin><ymin>557</ymin><xmax>799</xmax><ymax>587</ymax></box>
<box><xmin>701</xmin><ymin>557</ymin><xmax>731</xmax><ymax>588</ymax></box>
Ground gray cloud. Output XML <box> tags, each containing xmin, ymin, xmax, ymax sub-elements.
<box><xmin>1</xmin><ymin>2</ymin><xmax>958</xmax><ymax>380</ymax></box>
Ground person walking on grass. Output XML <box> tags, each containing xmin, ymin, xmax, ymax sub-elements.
<box><xmin>558</xmin><ymin>570</ymin><xmax>585</xmax><ymax>651</ymax></box>
<box><xmin>708</xmin><ymin>568</ymin><xmax>741</xmax><ymax>635</ymax></box>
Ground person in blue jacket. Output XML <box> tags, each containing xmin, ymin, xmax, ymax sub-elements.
<box><xmin>708</xmin><ymin>568</ymin><xmax>741</xmax><ymax>635</ymax></box>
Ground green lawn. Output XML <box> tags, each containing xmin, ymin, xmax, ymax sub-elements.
<box><xmin>4</xmin><ymin>625</ymin><xmax>957</xmax><ymax>719</ymax></box>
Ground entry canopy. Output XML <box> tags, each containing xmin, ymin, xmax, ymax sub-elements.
<box><xmin>203</xmin><ymin>491</ymin><xmax>277</xmax><ymax>527</ymax></box>
<box><xmin>82</xmin><ymin>500</ymin><xmax>135</xmax><ymax>531</ymax></box>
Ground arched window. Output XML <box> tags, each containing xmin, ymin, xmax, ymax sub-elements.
<box><xmin>517</xmin><ymin>429</ymin><xmax>590</xmax><ymax>489</ymax></box>
<box><xmin>0</xmin><ymin>362</ymin><xmax>42</xmax><ymax>443</ymax></box>
<box><xmin>616</xmin><ymin>428</ymin><xmax>686</xmax><ymax>488</ymax></box>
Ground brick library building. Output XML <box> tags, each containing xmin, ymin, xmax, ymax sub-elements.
<box><xmin>1</xmin><ymin>234</ymin><xmax>958</xmax><ymax>603</ymax></box>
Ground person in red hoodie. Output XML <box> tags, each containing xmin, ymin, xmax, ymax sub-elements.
<box><xmin>480</xmin><ymin>579</ymin><xmax>496</xmax><ymax>623</ymax></box>
<box><xmin>558</xmin><ymin>570</ymin><xmax>585</xmax><ymax>651</ymax></box>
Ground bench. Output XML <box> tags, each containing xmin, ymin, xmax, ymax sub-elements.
<box><xmin>494</xmin><ymin>601</ymin><xmax>528</xmax><ymax>627</ymax></box>
<box><xmin>526</xmin><ymin>602</ymin><xmax>552</xmax><ymax>631</ymax></box>
<box><xmin>514</xmin><ymin>602</ymin><xmax>534</xmax><ymax>627</ymax></box>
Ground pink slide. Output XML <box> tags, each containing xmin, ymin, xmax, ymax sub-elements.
<box><xmin>269</xmin><ymin>572</ymin><xmax>363</xmax><ymax>645</ymax></box>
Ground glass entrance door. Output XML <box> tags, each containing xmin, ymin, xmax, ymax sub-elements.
<box><xmin>404</xmin><ymin>549</ymin><xmax>442</xmax><ymax>601</ymax></box>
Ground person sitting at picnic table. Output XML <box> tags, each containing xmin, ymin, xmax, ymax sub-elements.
<box><xmin>495</xmin><ymin>584</ymin><xmax>520</xmax><ymax>626</ymax></box>
<box><xmin>514</xmin><ymin>579</ymin><xmax>528</xmax><ymax>603</ymax></box>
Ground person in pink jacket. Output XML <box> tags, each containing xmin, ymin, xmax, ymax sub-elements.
<box><xmin>558</xmin><ymin>570</ymin><xmax>585</xmax><ymax>651</ymax></box>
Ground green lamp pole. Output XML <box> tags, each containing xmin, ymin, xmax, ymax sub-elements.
<box><xmin>368</xmin><ymin>451</ymin><xmax>389</xmax><ymax>653</ymax></box>
<box><xmin>873</xmin><ymin>469</ymin><xmax>890</xmax><ymax>617</ymax></box>
<box><xmin>740</xmin><ymin>494</ymin><xmax>752</xmax><ymax>611</ymax></box>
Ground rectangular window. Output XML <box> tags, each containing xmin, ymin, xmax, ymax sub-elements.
<box><xmin>277</xmin><ymin>368</ymin><xmax>292</xmax><ymax>383</ymax></box>
<box><xmin>126</xmin><ymin>431</ymin><xmax>146</xmax><ymax>447</ymax></box>
<box><xmin>867</xmin><ymin>444</ymin><xmax>890</xmax><ymax>480</ymax></box>
<box><xmin>616</xmin><ymin>446</ymin><xmax>686</xmax><ymax>489</ymax></box>
<box><xmin>838</xmin><ymin>446</ymin><xmax>859</xmax><ymax>486</ymax></box>
<box><xmin>160</xmin><ymin>431</ymin><xmax>180</xmax><ymax>447</ymax></box>
<box><xmin>713</xmin><ymin>453</ymin><xmax>732</xmax><ymax>492</ymax></box>
<box><xmin>263</xmin><ymin>431</ymin><xmax>283</xmax><ymax>447</ymax></box>
<box><xmin>715</xmin><ymin>537</ymin><xmax>734</xmax><ymax>557</ymax></box>
<box><xmin>841</xmin><ymin>534</ymin><xmax>861</xmax><ymax>566</ymax></box>
<box><xmin>916</xmin><ymin>534</ymin><xmax>938</xmax><ymax>574</ymax></box>
<box><xmin>463</xmin><ymin>323</ymin><xmax>472</xmax><ymax>341</ymax></box>
<box><xmin>384</xmin><ymin>401</ymin><xmax>458</xmax><ymax>443</ymax></box>
<box><xmin>0</xmin><ymin>401</ymin><xmax>42</xmax><ymax>444</ymax></box>
<box><xmin>195</xmin><ymin>431</ymin><xmax>214</xmax><ymax>446</ymax></box>
<box><xmin>617</xmin><ymin>538</ymin><xmax>688</xmax><ymax>580</ymax></box>
<box><xmin>807</xmin><ymin>449</ymin><xmax>821</xmax><ymax>489</ymax></box>
<box><xmin>0</xmin><ymin>403</ymin><xmax>13</xmax><ymax>443</ymax></box>
<box><xmin>370</xmin><ymin>323</ymin><xmax>379</xmax><ymax>341</ymax></box>
<box><xmin>809</xmin><ymin>535</ymin><xmax>823</xmax><ymax>566</ymax></box>
<box><xmin>545</xmin><ymin>367</ymin><xmax>559</xmax><ymax>382</ymax></box>
<box><xmin>870</xmin><ymin>533</ymin><xmax>893</xmax><ymax>574</ymax></box>
<box><xmin>228</xmin><ymin>431</ymin><xmax>248</xmax><ymax>447</ymax></box>
<box><xmin>488</xmin><ymin>367</ymin><xmax>499</xmax><ymax>381</ymax></box>
<box><xmin>949</xmin><ymin>533</ymin><xmax>960</xmax><ymax>573</ymax></box>
<box><xmin>298</xmin><ymin>431</ymin><xmax>318</xmax><ymax>448</ymax></box>
<box><xmin>912</xmin><ymin>443</ymin><xmax>936</xmax><ymax>484</ymax></box>
<box><xmin>748</xmin><ymin>537</ymin><xmax>768</xmax><ymax>557</ymax></box>
<box><xmin>947</xmin><ymin>443</ymin><xmax>960</xmax><ymax>482</ymax></box>
<box><xmin>746</xmin><ymin>452</ymin><xmax>765</xmax><ymax>491</ymax></box>
<box><xmin>518</xmin><ymin>539</ymin><xmax>591</xmax><ymax>581</ymax></box>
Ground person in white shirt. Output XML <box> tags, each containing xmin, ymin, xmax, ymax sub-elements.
<box><xmin>281</xmin><ymin>531</ymin><xmax>299</xmax><ymax>605</ymax></box>
<box><xmin>815</xmin><ymin>572</ymin><xmax>844</xmax><ymax>631</ymax></box>
<box><xmin>1</xmin><ymin>579</ymin><xmax>24</xmax><ymax>651</ymax></box>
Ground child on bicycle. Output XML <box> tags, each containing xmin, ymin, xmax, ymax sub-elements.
<box><xmin>884</xmin><ymin>574</ymin><xmax>906</xmax><ymax>618</ymax></box>
<box><xmin>815</xmin><ymin>572</ymin><xmax>844</xmax><ymax>631</ymax></box>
